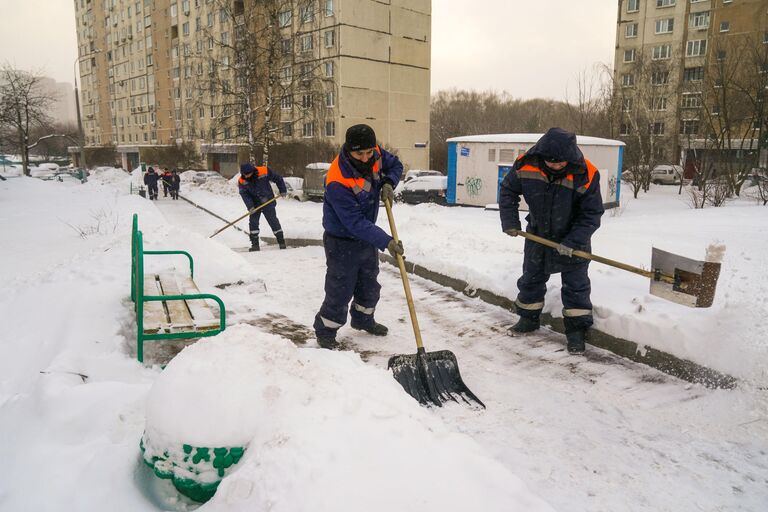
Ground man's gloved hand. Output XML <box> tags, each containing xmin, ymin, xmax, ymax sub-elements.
<box><xmin>387</xmin><ymin>239</ymin><xmax>404</xmax><ymax>258</ymax></box>
<box><xmin>381</xmin><ymin>182</ymin><xmax>395</xmax><ymax>204</ymax></box>
<box><xmin>280</xmin><ymin>192</ymin><xmax>287</xmax><ymax>198</ymax></box>
<box><xmin>557</xmin><ymin>244</ymin><xmax>574</xmax><ymax>257</ymax></box>
<box><xmin>504</xmin><ymin>228</ymin><xmax>520</xmax><ymax>237</ymax></box>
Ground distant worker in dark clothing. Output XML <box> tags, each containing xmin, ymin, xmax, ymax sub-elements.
<box><xmin>161</xmin><ymin>167</ymin><xmax>173</xmax><ymax>197</ymax></box>
<box><xmin>144</xmin><ymin>167</ymin><xmax>160</xmax><ymax>200</ymax></box>
<box><xmin>170</xmin><ymin>169</ymin><xmax>180</xmax><ymax>200</ymax></box>
<box><xmin>313</xmin><ymin>124</ymin><xmax>404</xmax><ymax>349</ymax></box>
<box><xmin>499</xmin><ymin>127</ymin><xmax>604</xmax><ymax>354</ymax></box>
<box><xmin>238</xmin><ymin>162</ymin><xmax>287</xmax><ymax>251</ymax></box>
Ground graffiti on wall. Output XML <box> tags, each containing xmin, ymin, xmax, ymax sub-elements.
<box><xmin>465</xmin><ymin>176</ymin><xmax>483</xmax><ymax>197</ymax></box>
<box><xmin>607</xmin><ymin>176</ymin><xmax>617</xmax><ymax>198</ymax></box>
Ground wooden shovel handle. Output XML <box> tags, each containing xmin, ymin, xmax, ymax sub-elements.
<box><xmin>384</xmin><ymin>199</ymin><xmax>424</xmax><ymax>350</ymax></box>
<box><xmin>209</xmin><ymin>196</ymin><xmax>278</xmax><ymax>238</ymax></box>
<box><xmin>517</xmin><ymin>231</ymin><xmax>676</xmax><ymax>284</ymax></box>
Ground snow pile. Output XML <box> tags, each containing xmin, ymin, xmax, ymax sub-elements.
<box><xmin>141</xmin><ymin>325</ymin><xmax>553</xmax><ymax>511</ymax></box>
<box><xmin>199</xmin><ymin>177</ymin><xmax>237</xmax><ymax>196</ymax></box>
<box><xmin>89</xmin><ymin>166</ymin><xmax>132</xmax><ymax>186</ymax></box>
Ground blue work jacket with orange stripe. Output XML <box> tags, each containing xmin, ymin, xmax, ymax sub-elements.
<box><xmin>322</xmin><ymin>146</ymin><xmax>403</xmax><ymax>250</ymax></box>
<box><xmin>500</xmin><ymin>153</ymin><xmax>604</xmax><ymax>274</ymax></box>
<box><xmin>238</xmin><ymin>166</ymin><xmax>286</xmax><ymax>210</ymax></box>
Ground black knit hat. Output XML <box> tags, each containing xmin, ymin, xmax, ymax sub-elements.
<box><xmin>345</xmin><ymin>124</ymin><xmax>376</xmax><ymax>151</ymax></box>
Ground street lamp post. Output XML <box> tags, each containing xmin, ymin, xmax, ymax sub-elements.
<box><xmin>73</xmin><ymin>49</ymin><xmax>101</xmax><ymax>169</ymax></box>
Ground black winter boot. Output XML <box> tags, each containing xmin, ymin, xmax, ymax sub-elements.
<box><xmin>351</xmin><ymin>321</ymin><xmax>388</xmax><ymax>336</ymax></box>
<box><xmin>566</xmin><ymin>329</ymin><xmax>587</xmax><ymax>354</ymax></box>
<box><xmin>316</xmin><ymin>335</ymin><xmax>341</xmax><ymax>350</ymax></box>
<box><xmin>249</xmin><ymin>235</ymin><xmax>260</xmax><ymax>252</ymax></box>
<box><xmin>509</xmin><ymin>316</ymin><xmax>540</xmax><ymax>334</ymax></box>
<box><xmin>275</xmin><ymin>232</ymin><xmax>287</xmax><ymax>250</ymax></box>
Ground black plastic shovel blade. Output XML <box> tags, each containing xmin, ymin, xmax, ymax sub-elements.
<box><xmin>388</xmin><ymin>347</ymin><xmax>485</xmax><ymax>408</ymax></box>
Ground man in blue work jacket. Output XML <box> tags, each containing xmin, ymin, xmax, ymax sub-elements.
<box><xmin>313</xmin><ymin>124</ymin><xmax>404</xmax><ymax>349</ymax></box>
<box><xmin>499</xmin><ymin>128</ymin><xmax>604</xmax><ymax>354</ymax></box>
<box><xmin>238</xmin><ymin>162</ymin><xmax>287</xmax><ymax>251</ymax></box>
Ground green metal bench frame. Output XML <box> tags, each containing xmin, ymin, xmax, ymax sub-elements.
<box><xmin>131</xmin><ymin>213</ymin><xmax>226</xmax><ymax>363</ymax></box>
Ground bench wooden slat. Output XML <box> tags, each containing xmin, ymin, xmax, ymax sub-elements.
<box><xmin>157</xmin><ymin>272</ymin><xmax>195</xmax><ymax>332</ymax></box>
<box><xmin>178</xmin><ymin>276</ymin><xmax>220</xmax><ymax>330</ymax></box>
<box><xmin>142</xmin><ymin>274</ymin><xmax>168</xmax><ymax>333</ymax></box>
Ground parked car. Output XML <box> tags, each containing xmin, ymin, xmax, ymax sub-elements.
<box><xmin>398</xmin><ymin>176</ymin><xmax>448</xmax><ymax>205</ymax></box>
<box><xmin>651</xmin><ymin>165</ymin><xmax>683</xmax><ymax>185</ymax></box>
<box><xmin>303</xmin><ymin>162</ymin><xmax>331</xmax><ymax>201</ymax></box>
<box><xmin>192</xmin><ymin>171</ymin><xmax>225</xmax><ymax>184</ymax></box>
<box><xmin>403</xmin><ymin>169</ymin><xmax>442</xmax><ymax>182</ymax></box>
<box><xmin>283</xmin><ymin>177</ymin><xmax>304</xmax><ymax>201</ymax></box>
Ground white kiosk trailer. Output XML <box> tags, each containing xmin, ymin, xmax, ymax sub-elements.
<box><xmin>446</xmin><ymin>134</ymin><xmax>625</xmax><ymax>209</ymax></box>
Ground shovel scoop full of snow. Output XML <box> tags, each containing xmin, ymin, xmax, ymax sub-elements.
<box><xmin>649</xmin><ymin>247</ymin><xmax>722</xmax><ymax>308</ymax></box>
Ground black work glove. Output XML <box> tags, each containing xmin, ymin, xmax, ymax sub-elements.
<box><xmin>557</xmin><ymin>244</ymin><xmax>574</xmax><ymax>257</ymax></box>
<box><xmin>504</xmin><ymin>228</ymin><xmax>520</xmax><ymax>237</ymax></box>
<box><xmin>381</xmin><ymin>183</ymin><xmax>395</xmax><ymax>204</ymax></box>
<box><xmin>387</xmin><ymin>239</ymin><xmax>404</xmax><ymax>258</ymax></box>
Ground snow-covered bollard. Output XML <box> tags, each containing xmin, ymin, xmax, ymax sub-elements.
<box><xmin>140</xmin><ymin>325</ymin><xmax>281</xmax><ymax>503</ymax></box>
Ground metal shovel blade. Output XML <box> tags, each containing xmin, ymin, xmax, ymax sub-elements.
<box><xmin>649</xmin><ymin>248</ymin><xmax>722</xmax><ymax>308</ymax></box>
<box><xmin>388</xmin><ymin>348</ymin><xmax>485</xmax><ymax>408</ymax></box>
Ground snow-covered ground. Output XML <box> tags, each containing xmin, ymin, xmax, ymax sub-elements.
<box><xmin>0</xmin><ymin>170</ymin><xmax>766</xmax><ymax>511</ymax></box>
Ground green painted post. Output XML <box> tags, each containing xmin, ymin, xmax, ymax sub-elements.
<box><xmin>137</xmin><ymin>231</ymin><xmax>145</xmax><ymax>363</ymax></box>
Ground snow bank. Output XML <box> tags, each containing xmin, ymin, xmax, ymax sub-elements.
<box><xmin>141</xmin><ymin>325</ymin><xmax>553</xmax><ymax>511</ymax></box>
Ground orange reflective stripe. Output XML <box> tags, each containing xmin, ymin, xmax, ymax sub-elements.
<box><xmin>518</xmin><ymin>164</ymin><xmax>547</xmax><ymax>177</ymax></box>
<box><xmin>256</xmin><ymin>166</ymin><xmax>268</xmax><ymax>177</ymax></box>
<box><xmin>325</xmin><ymin>148</ymin><xmax>381</xmax><ymax>194</ymax></box>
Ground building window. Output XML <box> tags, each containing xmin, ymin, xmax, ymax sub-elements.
<box><xmin>282</xmin><ymin>122</ymin><xmax>293</xmax><ymax>137</ymax></box>
<box><xmin>622</xmin><ymin>73</ymin><xmax>635</xmax><ymax>87</ymax></box>
<box><xmin>282</xmin><ymin>38</ymin><xmax>292</xmax><ymax>55</ymax></box>
<box><xmin>280</xmin><ymin>66</ymin><xmax>292</xmax><ymax>82</ymax></box>
<box><xmin>300</xmin><ymin>34</ymin><xmax>313</xmax><ymax>52</ymax></box>
<box><xmin>324</xmin><ymin>30</ymin><xmax>335</xmax><ymax>48</ymax></box>
<box><xmin>325</xmin><ymin>0</ymin><xmax>334</xmax><ymax>16</ymax></box>
<box><xmin>764</xmin><ymin>32</ymin><xmax>768</xmax><ymax>44</ymax></box>
<box><xmin>300</xmin><ymin>5</ymin><xmax>314</xmax><ymax>23</ymax></box>
<box><xmin>681</xmin><ymin>93</ymin><xmax>702</xmax><ymax>108</ymax></box>
<box><xmin>620</xmin><ymin>123</ymin><xmax>631</xmax><ymax>136</ymax></box>
<box><xmin>651</xmin><ymin>97</ymin><xmax>667</xmax><ymax>111</ymax></box>
<box><xmin>278</xmin><ymin>10</ymin><xmax>292</xmax><ymax>27</ymax></box>
<box><xmin>655</xmin><ymin>18</ymin><xmax>674</xmax><ymax>34</ymax></box>
<box><xmin>302</xmin><ymin>121</ymin><xmax>314</xmax><ymax>137</ymax></box>
<box><xmin>651</xmin><ymin>70</ymin><xmax>669</xmax><ymax>85</ymax></box>
<box><xmin>624</xmin><ymin>49</ymin><xmax>636</xmax><ymax>62</ymax></box>
<box><xmin>325</xmin><ymin>120</ymin><xmax>335</xmax><ymax>136</ymax></box>
<box><xmin>656</xmin><ymin>0</ymin><xmax>674</xmax><ymax>7</ymax></box>
<box><xmin>686</xmin><ymin>39</ymin><xmax>706</xmax><ymax>57</ymax></box>
<box><xmin>324</xmin><ymin>60</ymin><xmax>334</xmax><ymax>77</ymax></box>
<box><xmin>683</xmin><ymin>66</ymin><xmax>704</xmax><ymax>81</ymax></box>
<box><xmin>300</xmin><ymin>63</ymin><xmax>312</xmax><ymax>80</ymax></box>
<box><xmin>325</xmin><ymin>90</ymin><xmax>335</xmax><ymax>107</ymax></box>
<box><xmin>622</xmin><ymin>98</ymin><xmax>633</xmax><ymax>111</ymax></box>
<box><xmin>719</xmin><ymin>21</ymin><xmax>729</xmax><ymax>32</ymax></box>
<box><xmin>627</xmin><ymin>0</ymin><xmax>639</xmax><ymax>13</ymax></box>
<box><xmin>652</xmin><ymin>44</ymin><xmax>671</xmax><ymax>60</ymax></box>
<box><xmin>717</xmin><ymin>49</ymin><xmax>726</xmax><ymax>61</ymax></box>
<box><xmin>302</xmin><ymin>94</ymin><xmax>313</xmax><ymax>109</ymax></box>
<box><xmin>625</xmin><ymin>23</ymin><xmax>638</xmax><ymax>38</ymax></box>
<box><xmin>689</xmin><ymin>12</ymin><xmax>710</xmax><ymax>30</ymax></box>
<box><xmin>488</xmin><ymin>149</ymin><xmax>496</xmax><ymax>162</ymax></box>
<box><xmin>649</xmin><ymin>122</ymin><xmax>665</xmax><ymax>135</ymax></box>
<box><xmin>281</xmin><ymin>95</ymin><xmax>292</xmax><ymax>109</ymax></box>
<box><xmin>680</xmin><ymin>120</ymin><xmax>699</xmax><ymax>135</ymax></box>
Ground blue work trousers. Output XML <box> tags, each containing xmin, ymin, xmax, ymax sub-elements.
<box><xmin>249</xmin><ymin>202</ymin><xmax>282</xmax><ymax>237</ymax></box>
<box><xmin>314</xmin><ymin>233</ymin><xmax>381</xmax><ymax>337</ymax></box>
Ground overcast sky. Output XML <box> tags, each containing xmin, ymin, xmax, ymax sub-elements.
<box><xmin>0</xmin><ymin>0</ymin><xmax>616</xmax><ymax>101</ymax></box>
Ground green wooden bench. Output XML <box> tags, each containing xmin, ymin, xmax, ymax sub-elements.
<box><xmin>131</xmin><ymin>214</ymin><xmax>226</xmax><ymax>363</ymax></box>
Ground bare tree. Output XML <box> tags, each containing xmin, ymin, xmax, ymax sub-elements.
<box><xmin>0</xmin><ymin>66</ymin><xmax>58</xmax><ymax>175</ymax></box>
<box><xmin>191</xmin><ymin>0</ymin><xmax>333</xmax><ymax>166</ymax></box>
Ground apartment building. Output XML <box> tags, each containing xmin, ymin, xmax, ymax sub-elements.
<box><xmin>71</xmin><ymin>0</ymin><xmax>431</xmax><ymax>173</ymax></box>
<box><xmin>614</xmin><ymin>0</ymin><xmax>768</xmax><ymax>168</ymax></box>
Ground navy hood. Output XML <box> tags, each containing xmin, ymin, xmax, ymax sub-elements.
<box><xmin>525</xmin><ymin>128</ymin><xmax>586</xmax><ymax>169</ymax></box>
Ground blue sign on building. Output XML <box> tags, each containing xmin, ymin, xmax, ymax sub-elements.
<box><xmin>460</xmin><ymin>147</ymin><xmax>470</xmax><ymax>157</ymax></box>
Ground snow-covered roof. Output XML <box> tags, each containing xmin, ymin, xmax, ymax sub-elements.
<box><xmin>446</xmin><ymin>133</ymin><xmax>625</xmax><ymax>147</ymax></box>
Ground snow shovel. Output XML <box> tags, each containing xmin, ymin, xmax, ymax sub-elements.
<box><xmin>209</xmin><ymin>196</ymin><xmax>278</xmax><ymax>238</ymax></box>
<box><xmin>384</xmin><ymin>199</ymin><xmax>485</xmax><ymax>408</ymax></box>
<box><xmin>516</xmin><ymin>231</ymin><xmax>722</xmax><ymax>308</ymax></box>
